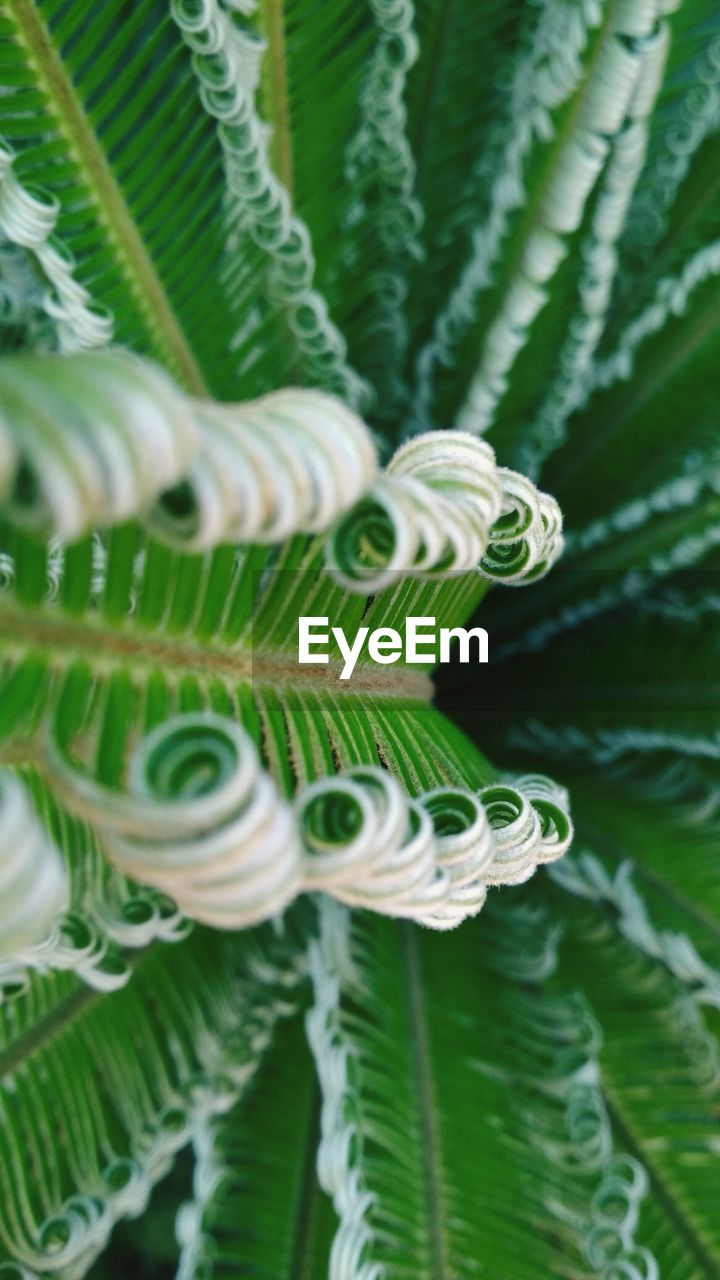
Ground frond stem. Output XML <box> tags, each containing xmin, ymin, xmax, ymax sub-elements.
<box><xmin>7</xmin><ymin>0</ymin><xmax>208</xmax><ymax>394</ymax></box>
<box><xmin>0</xmin><ymin>599</ymin><xmax>434</xmax><ymax>701</ymax></box>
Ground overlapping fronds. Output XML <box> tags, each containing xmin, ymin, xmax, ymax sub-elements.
<box><xmin>0</xmin><ymin>924</ymin><xmax>304</xmax><ymax>1277</ymax></box>
<box><xmin>1</xmin><ymin>0</ymin><xmax>719</xmax><ymax>1273</ymax></box>
<box><xmin>294</xmin><ymin>894</ymin><xmax>699</xmax><ymax>1279</ymax></box>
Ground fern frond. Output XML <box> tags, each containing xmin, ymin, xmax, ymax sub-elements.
<box><xmin>307</xmin><ymin>896</ymin><xmax>658</xmax><ymax>1278</ymax></box>
<box><xmin>175</xmin><ymin>1009</ymin><xmax>334</xmax><ymax>1280</ymax></box>
<box><xmin>1</xmin><ymin>0</ymin><xmax>220</xmax><ymax>390</ymax></box>
<box><xmin>550</xmin><ymin>892</ymin><xmax>720</xmax><ymax>1270</ymax></box>
<box><xmin>0</xmin><ymin>925</ymin><xmax>304</xmax><ymax>1276</ymax></box>
<box><xmin>519</xmin><ymin>24</ymin><xmax>671</xmax><ymax>473</ymax></box>
<box><xmin>551</xmin><ymin>849</ymin><xmax>720</xmax><ymax>1006</ymax></box>
<box><xmin>410</xmin><ymin>0</ymin><xmax>604</xmax><ymax>432</ymax></box>
<box><xmin>335</xmin><ymin>0</ymin><xmax>423</xmax><ymax>422</ymax></box>
<box><xmin>171</xmin><ymin>0</ymin><xmax>371</xmax><ymax>409</ymax></box>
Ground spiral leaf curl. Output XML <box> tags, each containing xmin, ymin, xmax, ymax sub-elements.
<box><xmin>410</xmin><ymin>0</ymin><xmax>604</xmax><ymax>430</ymax></box>
<box><xmin>551</xmin><ymin>850</ymin><xmax>720</xmax><ymax>1009</ymax></box>
<box><xmin>44</xmin><ymin>713</ymin><xmax>305</xmax><ymax>930</ymax></box>
<box><xmin>328</xmin><ymin>434</ymin><xmax>563</xmax><ymax>592</ymax></box>
<box><xmin>0</xmin><ymin>910</ymin><xmax>130</xmax><ymax>1005</ymax></box>
<box><xmin>0</xmin><ymin>348</ymin><xmax>378</xmax><ymax>548</ymax></box>
<box><xmin>299</xmin><ymin>768</ymin><xmax>543</xmax><ymax>932</ymax></box>
<box><xmin>335</xmin><ymin>893</ymin><xmax>654</xmax><ymax>1279</ymax></box>
<box><xmin>0</xmin><ymin>139</ymin><xmax>113</xmax><ymax>354</ymax></box>
<box><xmin>516</xmin><ymin>772</ymin><xmax>574</xmax><ymax>860</ymax></box>
<box><xmin>174</xmin><ymin>951</ymin><xmax>308</xmax><ymax>1280</ymax></box>
<box><xmin>0</xmin><ymin>881</ymin><xmax>195</xmax><ymax>1005</ymax></box>
<box><xmin>0</xmin><ymin>350</ymin><xmax>565</xmax><ymax>593</ymax></box>
<box><xmin>480</xmin><ymin>467</ymin><xmax>564</xmax><ymax>585</ymax></box>
<box><xmin>306</xmin><ymin>901</ymin><xmax>381</xmax><ymax>1280</ymax></box>
<box><xmin>587</xmin><ymin>238</ymin><xmax>720</xmax><ymax>402</ymax></box>
<box><xmin>0</xmin><ymin>784</ymin><xmax>193</xmax><ymax>1003</ymax></box>
<box><xmin>146</xmin><ymin>388</ymin><xmax>378</xmax><ymax>550</ymax></box>
<box><xmin>454</xmin><ymin>0</ymin><xmax>669</xmax><ymax>437</ymax></box>
<box><xmin>0</xmin><ymin>769</ymin><xmax>67</xmax><ymax>960</ymax></box>
<box><xmin>170</xmin><ymin>0</ymin><xmax>370</xmax><ymax>410</ymax></box>
<box><xmin>339</xmin><ymin>0</ymin><xmax>423</xmax><ymax>420</ymax></box>
<box><xmin>521</xmin><ymin>20</ymin><xmax>672</xmax><ymax>474</ymax></box>
<box><xmin>41</xmin><ymin>714</ymin><xmax>572</xmax><ymax>933</ymax></box>
<box><xmin>479</xmin><ymin>772</ymin><xmax>573</xmax><ymax>885</ymax></box>
<box><xmin>1</xmin><ymin>937</ymin><xmax>303</xmax><ymax>1280</ymax></box>
<box><xmin>0</xmin><ymin>349</ymin><xmax>197</xmax><ymax>540</ymax></box>
<box><xmin>327</xmin><ymin>430</ymin><xmax>501</xmax><ymax>592</ymax></box>
<box><xmin>625</xmin><ymin>32</ymin><xmax>720</xmax><ymax>262</ymax></box>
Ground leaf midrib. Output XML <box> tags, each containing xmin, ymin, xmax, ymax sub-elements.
<box><xmin>0</xmin><ymin>984</ymin><xmax>95</xmax><ymax>1079</ymax></box>
<box><xmin>256</xmin><ymin>0</ymin><xmax>294</xmax><ymax>196</ymax></box>
<box><xmin>602</xmin><ymin>1087</ymin><xmax>720</xmax><ymax>1278</ymax></box>
<box><xmin>8</xmin><ymin>0</ymin><xmax>207</xmax><ymax>394</ymax></box>
<box><xmin>0</xmin><ymin>599</ymin><xmax>433</xmax><ymax>701</ymax></box>
<box><xmin>288</xmin><ymin>1081</ymin><xmax>324</xmax><ymax>1280</ymax></box>
<box><xmin>0</xmin><ymin>945</ymin><xmax>145</xmax><ymax>1079</ymax></box>
<box><xmin>401</xmin><ymin>921</ymin><xmax>452</xmax><ymax>1280</ymax></box>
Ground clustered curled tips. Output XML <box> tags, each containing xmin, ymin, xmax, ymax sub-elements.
<box><xmin>146</xmin><ymin>389</ymin><xmax>378</xmax><ymax>550</ymax></box>
<box><xmin>551</xmin><ymin>850</ymin><xmax>720</xmax><ymax>1011</ymax></box>
<box><xmin>0</xmin><ymin>349</ymin><xmax>565</xmax><ymax>595</ymax></box>
<box><xmin>0</xmin><ymin>783</ymin><xmax>192</xmax><ymax>1002</ymax></box>
<box><xmin>585</xmin><ymin>1157</ymin><xmax>656</xmax><ymax>1280</ymax></box>
<box><xmin>327</xmin><ymin>430</ymin><xmax>502</xmax><ymax>591</ymax></box>
<box><xmin>0</xmin><ymin>912</ymin><xmax>127</xmax><ymax>1005</ymax></box>
<box><xmin>410</xmin><ymin>0</ymin><xmax>604</xmax><ymax>433</ymax></box>
<box><xmin>0</xmin><ymin>139</ymin><xmax>113</xmax><ymax>353</ymax></box>
<box><xmin>0</xmin><ymin>349</ymin><xmax>376</xmax><ymax>547</ymax></box>
<box><xmin>481</xmin><ymin>773</ymin><xmax>573</xmax><ymax>884</ymax></box>
<box><xmin>0</xmin><ymin>892</ymin><xmax>190</xmax><ymax>1004</ymax></box>
<box><xmin>0</xmin><ymin>978</ymin><xmax>280</xmax><ymax>1279</ymax></box>
<box><xmin>522</xmin><ymin>20</ymin><xmax>674</xmax><ymax>474</ymax></box>
<box><xmin>0</xmin><ymin>769</ymin><xmax>67</xmax><ymax>959</ymax></box>
<box><xmin>170</xmin><ymin>0</ymin><xmax>370</xmax><ymax>410</ymax></box>
<box><xmin>0</xmin><ymin>349</ymin><xmax>197</xmax><ymax>540</ymax></box>
<box><xmin>512</xmin><ymin>970</ymin><xmax>658</xmax><ymax>1275</ymax></box>
<box><xmin>299</xmin><ymin>774</ymin><xmax>500</xmax><ymax>927</ymax></box>
<box><xmin>306</xmin><ymin>902</ymin><xmax>381</xmax><ymax>1280</ymax></box>
<box><xmin>327</xmin><ymin>433</ymin><xmax>563</xmax><ymax>593</ymax></box>
<box><xmin>41</xmin><ymin>713</ymin><xmax>573</xmax><ymax>935</ymax></box>
<box><xmin>480</xmin><ymin>467</ymin><xmax>564</xmax><ymax>585</ymax></box>
<box><xmin>339</xmin><ymin>0</ymin><xmax>423</xmax><ymax>421</ymax></box>
<box><xmin>44</xmin><ymin>714</ymin><xmax>305</xmax><ymax>930</ymax></box>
